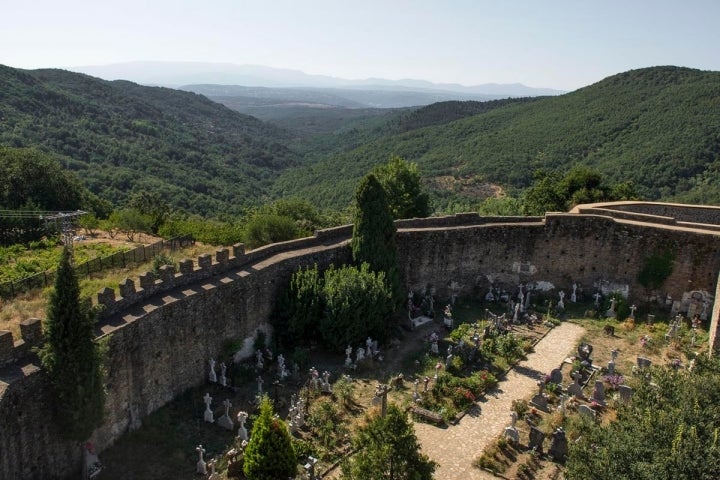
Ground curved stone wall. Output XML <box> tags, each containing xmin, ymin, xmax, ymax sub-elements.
<box><xmin>2</xmin><ymin>205</ymin><xmax>720</xmax><ymax>479</ymax></box>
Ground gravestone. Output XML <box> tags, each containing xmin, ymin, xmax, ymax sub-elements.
<box><xmin>203</xmin><ymin>393</ymin><xmax>214</xmax><ymax>423</ymax></box>
<box><xmin>219</xmin><ymin>362</ymin><xmax>227</xmax><ymax>387</ymax></box>
<box><xmin>591</xmin><ymin>380</ymin><xmax>605</xmax><ymax>405</ymax></box>
<box><xmin>236</xmin><ymin>411</ymin><xmax>248</xmax><ymax>441</ymax></box>
<box><xmin>345</xmin><ymin>345</ymin><xmax>353</xmax><ymax>368</ymax></box>
<box><xmin>217</xmin><ymin>399</ymin><xmax>234</xmax><ymax>430</ymax></box>
<box><xmin>531</xmin><ymin>381</ymin><xmax>549</xmax><ymax>412</ymax></box>
<box><xmin>567</xmin><ymin>371</ymin><xmax>583</xmax><ymax>398</ymax></box>
<box><xmin>577</xmin><ymin>343</ymin><xmax>593</xmax><ymax>362</ymax></box>
<box><xmin>549</xmin><ymin>368</ymin><xmax>563</xmax><ymax>385</ymax></box>
<box><xmin>578</xmin><ymin>404</ymin><xmax>595</xmax><ymax>420</ymax></box>
<box><xmin>196</xmin><ymin>445</ymin><xmax>207</xmax><ymax>474</ymax></box>
<box><xmin>208</xmin><ymin>358</ymin><xmax>217</xmax><ymax>383</ymax></box>
<box><xmin>618</xmin><ymin>385</ymin><xmax>633</xmax><ymax>403</ymax></box>
<box><xmin>528</xmin><ymin>426</ymin><xmax>545</xmax><ymax>453</ymax></box>
<box><xmin>607</xmin><ymin>360</ymin><xmax>615</xmax><ymax>375</ymax></box>
<box><xmin>637</xmin><ymin>357</ymin><xmax>652</xmax><ymax>369</ymax></box>
<box><xmin>549</xmin><ymin>428</ymin><xmax>568</xmax><ymax>461</ymax></box>
<box><xmin>503</xmin><ymin>411</ymin><xmax>519</xmax><ymax>445</ymax></box>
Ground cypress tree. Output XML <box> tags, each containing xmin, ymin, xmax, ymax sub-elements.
<box><xmin>351</xmin><ymin>174</ymin><xmax>402</xmax><ymax>306</ymax></box>
<box><xmin>243</xmin><ymin>396</ymin><xmax>297</xmax><ymax>480</ymax></box>
<box><xmin>38</xmin><ymin>246</ymin><xmax>105</xmax><ymax>442</ymax></box>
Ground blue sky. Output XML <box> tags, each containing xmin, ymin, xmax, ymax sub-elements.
<box><xmin>2</xmin><ymin>0</ymin><xmax>719</xmax><ymax>90</ymax></box>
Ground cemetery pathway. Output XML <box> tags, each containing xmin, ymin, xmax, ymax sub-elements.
<box><xmin>413</xmin><ymin>322</ymin><xmax>585</xmax><ymax>480</ymax></box>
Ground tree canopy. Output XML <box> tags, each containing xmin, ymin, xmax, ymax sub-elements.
<box><xmin>372</xmin><ymin>156</ymin><xmax>431</xmax><ymax>219</ymax></box>
<box><xmin>243</xmin><ymin>396</ymin><xmax>296</xmax><ymax>480</ymax></box>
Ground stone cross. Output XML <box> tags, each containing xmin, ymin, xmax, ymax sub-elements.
<box><xmin>558</xmin><ymin>290</ymin><xmax>565</xmax><ymax>310</ymax></box>
<box><xmin>629</xmin><ymin>304</ymin><xmax>637</xmax><ymax>318</ymax></box>
<box><xmin>196</xmin><ymin>445</ymin><xmax>207</xmax><ymax>474</ymax></box>
<box><xmin>203</xmin><ymin>393</ymin><xmax>214</xmax><ymax>423</ymax></box>
<box><xmin>345</xmin><ymin>345</ymin><xmax>353</xmax><ymax>367</ymax></box>
<box><xmin>571</xmin><ymin>283</ymin><xmax>577</xmax><ymax>302</ymax></box>
<box><xmin>504</xmin><ymin>411</ymin><xmax>519</xmax><ymax>444</ymax></box>
<box><xmin>236</xmin><ymin>411</ymin><xmax>248</xmax><ymax>441</ymax></box>
<box><xmin>223</xmin><ymin>398</ymin><xmax>231</xmax><ymax>417</ymax></box>
<box><xmin>217</xmin><ymin>398</ymin><xmax>234</xmax><ymax>430</ymax></box>
<box><xmin>593</xmin><ymin>292</ymin><xmax>601</xmax><ymax>307</ymax></box>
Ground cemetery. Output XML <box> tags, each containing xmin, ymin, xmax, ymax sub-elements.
<box><xmin>2</xmin><ymin>201</ymin><xmax>720</xmax><ymax>479</ymax></box>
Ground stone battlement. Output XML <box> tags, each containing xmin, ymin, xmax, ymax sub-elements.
<box><xmin>0</xmin><ymin>318</ymin><xmax>43</xmax><ymax>366</ymax></box>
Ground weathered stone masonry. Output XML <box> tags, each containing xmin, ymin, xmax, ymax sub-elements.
<box><xmin>2</xmin><ymin>203</ymin><xmax>720</xmax><ymax>479</ymax></box>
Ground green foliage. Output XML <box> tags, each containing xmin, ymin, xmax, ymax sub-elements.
<box><xmin>307</xmin><ymin>397</ymin><xmax>347</xmax><ymax>450</ymax></box>
<box><xmin>279</xmin><ymin>265</ymin><xmax>324</xmax><ymax>343</ymax></box>
<box><xmin>127</xmin><ymin>191</ymin><xmax>171</xmax><ymax>234</ymax></box>
<box><xmin>151</xmin><ymin>252</ymin><xmax>176</xmax><ymax>276</ymax></box>
<box><xmin>158</xmin><ymin>216</ymin><xmax>244</xmax><ymax>246</ymax></box>
<box><xmin>351</xmin><ymin>174</ymin><xmax>402</xmax><ymax>305</ymax></box>
<box><xmin>79</xmin><ymin>212</ymin><xmax>99</xmax><ymax>236</ymax></box>
<box><xmin>36</xmin><ymin>246</ymin><xmax>105</xmax><ymax>441</ymax></box>
<box><xmin>341</xmin><ymin>404</ymin><xmax>436</xmax><ymax>480</ymax></box>
<box><xmin>243</xmin><ymin>213</ymin><xmax>298</xmax><ymax>249</ymax></box>
<box><xmin>243</xmin><ymin>396</ymin><xmax>297</xmax><ymax>480</ymax></box>
<box><xmin>566</xmin><ymin>362</ymin><xmax>720</xmax><ymax>479</ymax></box>
<box><xmin>638</xmin><ymin>250</ymin><xmax>675</xmax><ymax>291</ymax></box>
<box><xmin>108</xmin><ymin>208</ymin><xmax>152</xmax><ymax>241</ymax></box>
<box><xmin>0</xmin><ymin>65</ymin><xmax>298</xmax><ymax>216</ymax></box>
<box><xmin>320</xmin><ymin>263</ymin><xmax>393</xmax><ymax>350</ymax></box>
<box><xmin>372</xmin><ymin>156</ymin><xmax>431</xmax><ymax>219</ymax></box>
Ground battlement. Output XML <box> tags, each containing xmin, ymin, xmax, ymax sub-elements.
<box><xmin>0</xmin><ymin>318</ymin><xmax>43</xmax><ymax>366</ymax></box>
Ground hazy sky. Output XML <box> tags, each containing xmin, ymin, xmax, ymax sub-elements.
<box><xmin>2</xmin><ymin>0</ymin><xmax>719</xmax><ymax>90</ymax></box>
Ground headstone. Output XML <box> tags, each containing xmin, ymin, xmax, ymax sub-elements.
<box><xmin>236</xmin><ymin>411</ymin><xmax>248</xmax><ymax>441</ymax></box>
<box><xmin>647</xmin><ymin>314</ymin><xmax>655</xmax><ymax>325</ymax></box>
<box><xmin>593</xmin><ymin>292</ymin><xmax>601</xmax><ymax>307</ymax></box>
<box><xmin>256</xmin><ymin>376</ymin><xmax>264</xmax><ymax>396</ymax></box>
<box><xmin>309</xmin><ymin>367</ymin><xmax>320</xmax><ymax>391</ymax></box>
<box><xmin>504</xmin><ymin>411</ymin><xmax>519</xmax><ymax>445</ymax></box>
<box><xmin>606</xmin><ymin>298</ymin><xmax>617</xmax><ymax>318</ymax></box>
<box><xmin>607</xmin><ymin>360</ymin><xmax>615</xmax><ymax>375</ymax></box>
<box><xmin>577</xmin><ymin>343</ymin><xmax>593</xmax><ymax>362</ymax></box>
<box><xmin>571</xmin><ymin>283</ymin><xmax>577</xmax><ymax>303</ymax></box>
<box><xmin>629</xmin><ymin>304</ymin><xmax>637</xmax><ymax>319</ymax></box>
<box><xmin>528</xmin><ymin>426</ymin><xmax>545</xmax><ymax>453</ymax></box>
<box><xmin>531</xmin><ymin>381</ymin><xmax>549</xmax><ymax>412</ymax></box>
<box><xmin>203</xmin><ymin>393</ymin><xmax>214</xmax><ymax>423</ymax></box>
<box><xmin>413</xmin><ymin>379</ymin><xmax>420</xmax><ymax>402</ymax></box>
<box><xmin>196</xmin><ymin>445</ymin><xmax>207</xmax><ymax>475</ymax></box>
<box><xmin>219</xmin><ymin>362</ymin><xmax>227</xmax><ymax>387</ymax></box>
<box><xmin>636</xmin><ymin>356</ymin><xmax>652</xmax><ymax>369</ymax></box>
<box><xmin>208</xmin><ymin>358</ymin><xmax>217</xmax><ymax>383</ymax></box>
<box><xmin>345</xmin><ymin>345</ymin><xmax>353</xmax><ymax>367</ymax></box>
<box><xmin>430</xmin><ymin>341</ymin><xmax>439</xmax><ymax>355</ymax></box>
<box><xmin>567</xmin><ymin>371</ymin><xmax>583</xmax><ymax>398</ymax></box>
<box><xmin>356</xmin><ymin>347</ymin><xmax>365</xmax><ymax>363</ymax></box>
<box><xmin>217</xmin><ymin>398</ymin><xmax>234</xmax><ymax>430</ymax></box>
<box><xmin>549</xmin><ymin>428</ymin><xmax>568</xmax><ymax>461</ymax></box>
<box><xmin>255</xmin><ymin>349</ymin><xmax>264</xmax><ymax>370</ymax></box>
<box><xmin>549</xmin><ymin>368</ymin><xmax>563</xmax><ymax>385</ymax></box>
<box><xmin>618</xmin><ymin>385</ymin><xmax>633</xmax><ymax>403</ymax></box>
<box><xmin>322</xmin><ymin>371</ymin><xmax>332</xmax><ymax>393</ymax></box>
<box><xmin>558</xmin><ymin>290</ymin><xmax>565</xmax><ymax>310</ymax></box>
<box><xmin>366</xmin><ymin>337</ymin><xmax>373</xmax><ymax>358</ymax></box>
<box><xmin>591</xmin><ymin>380</ymin><xmax>605</xmax><ymax>405</ymax></box>
<box><xmin>578</xmin><ymin>404</ymin><xmax>595</xmax><ymax>420</ymax></box>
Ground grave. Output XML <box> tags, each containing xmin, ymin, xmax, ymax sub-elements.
<box><xmin>528</xmin><ymin>426</ymin><xmax>545</xmax><ymax>453</ymax></box>
<box><xmin>591</xmin><ymin>380</ymin><xmax>605</xmax><ymax>406</ymax></box>
<box><xmin>578</xmin><ymin>404</ymin><xmax>595</xmax><ymax>420</ymax></box>
<box><xmin>217</xmin><ymin>399</ymin><xmax>234</xmax><ymax>430</ymax></box>
<box><xmin>549</xmin><ymin>428</ymin><xmax>568</xmax><ymax>462</ymax></box>
<box><xmin>549</xmin><ymin>368</ymin><xmax>563</xmax><ymax>385</ymax></box>
<box><xmin>530</xmin><ymin>381</ymin><xmax>549</xmax><ymax>412</ymax></box>
<box><xmin>618</xmin><ymin>385</ymin><xmax>633</xmax><ymax>403</ymax></box>
<box><xmin>203</xmin><ymin>393</ymin><xmax>214</xmax><ymax>423</ymax></box>
<box><xmin>411</xmin><ymin>406</ymin><xmax>443</xmax><ymax>424</ymax></box>
<box><xmin>567</xmin><ymin>371</ymin><xmax>584</xmax><ymax>398</ymax></box>
<box><xmin>636</xmin><ymin>357</ymin><xmax>652</xmax><ymax>369</ymax></box>
<box><xmin>503</xmin><ymin>411</ymin><xmax>520</xmax><ymax>445</ymax></box>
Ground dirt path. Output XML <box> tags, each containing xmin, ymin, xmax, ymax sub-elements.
<box><xmin>413</xmin><ymin>322</ymin><xmax>586</xmax><ymax>479</ymax></box>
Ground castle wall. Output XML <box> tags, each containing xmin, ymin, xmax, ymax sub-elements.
<box><xmin>2</xmin><ymin>208</ymin><xmax>720</xmax><ymax>479</ymax></box>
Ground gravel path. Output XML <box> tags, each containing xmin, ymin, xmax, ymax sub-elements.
<box><xmin>413</xmin><ymin>322</ymin><xmax>586</xmax><ymax>479</ymax></box>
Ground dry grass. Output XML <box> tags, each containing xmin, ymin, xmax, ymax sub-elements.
<box><xmin>0</xmin><ymin>242</ymin><xmax>218</xmax><ymax>341</ymax></box>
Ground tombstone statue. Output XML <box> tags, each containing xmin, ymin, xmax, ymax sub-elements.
<box><xmin>531</xmin><ymin>381</ymin><xmax>549</xmax><ymax>412</ymax></box>
<box><xmin>236</xmin><ymin>411</ymin><xmax>249</xmax><ymax>441</ymax></box>
<box><xmin>593</xmin><ymin>292</ymin><xmax>601</xmax><ymax>307</ymax></box>
<box><xmin>356</xmin><ymin>347</ymin><xmax>365</xmax><ymax>363</ymax></box>
<box><xmin>203</xmin><ymin>393</ymin><xmax>214</xmax><ymax>423</ymax></box>
<box><xmin>256</xmin><ymin>376</ymin><xmax>264</xmax><ymax>396</ymax></box>
<box><xmin>208</xmin><ymin>358</ymin><xmax>217</xmax><ymax>383</ymax></box>
<box><xmin>571</xmin><ymin>283</ymin><xmax>578</xmax><ymax>303</ymax></box>
<box><xmin>513</xmin><ymin>303</ymin><xmax>520</xmax><ymax>323</ymax></box>
<box><xmin>629</xmin><ymin>304</ymin><xmax>637</xmax><ymax>319</ymax></box>
<box><xmin>549</xmin><ymin>427</ymin><xmax>568</xmax><ymax>461</ymax></box>
<box><xmin>196</xmin><ymin>445</ymin><xmax>207</xmax><ymax>475</ymax></box>
<box><xmin>217</xmin><ymin>398</ymin><xmax>234</xmax><ymax>430</ymax></box>
<box><xmin>518</xmin><ymin>283</ymin><xmax>524</xmax><ymax>302</ymax></box>
<box><xmin>430</xmin><ymin>341</ymin><xmax>439</xmax><ymax>355</ymax></box>
<box><xmin>219</xmin><ymin>362</ymin><xmax>227</xmax><ymax>387</ymax></box>
<box><xmin>606</xmin><ymin>297</ymin><xmax>617</xmax><ymax>318</ymax></box>
<box><xmin>549</xmin><ymin>368</ymin><xmax>563</xmax><ymax>385</ymax></box>
<box><xmin>504</xmin><ymin>411</ymin><xmax>519</xmax><ymax>445</ymax></box>
<box><xmin>607</xmin><ymin>360</ymin><xmax>615</xmax><ymax>375</ymax></box>
<box><xmin>567</xmin><ymin>371</ymin><xmax>583</xmax><ymax>398</ymax></box>
<box><xmin>558</xmin><ymin>290</ymin><xmax>565</xmax><ymax>310</ymax></box>
<box><xmin>366</xmin><ymin>337</ymin><xmax>373</xmax><ymax>358</ymax></box>
<box><xmin>528</xmin><ymin>426</ymin><xmax>545</xmax><ymax>453</ymax></box>
<box><xmin>255</xmin><ymin>350</ymin><xmax>264</xmax><ymax>370</ymax></box>
<box><xmin>322</xmin><ymin>371</ymin><xmax>332</xmax><ymax>393</ymax></box>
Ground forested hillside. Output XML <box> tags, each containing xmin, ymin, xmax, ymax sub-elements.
<box><xmin>0</xmin><ymin>65</ymin><xmax>299</xmax><ymax>215</ymax></box>
<box><xmin>274</xmin><ymin>66</ymin><xmax>720</xmax><ymax>208</ymax></box>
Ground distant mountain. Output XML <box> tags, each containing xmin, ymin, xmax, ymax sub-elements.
<box><xmin>272</xmin><ymin>66</ymin><xmax>720</xmax><ymax>209</ymax></box>
<box><xmin>71</xmin><ymin>61</ymin><xmax>565</xmax><ymax>97</ymax></box>
<box><xmin>0</xmin><ymin>65</ymin><xmax>299</xmax><ymax>215</ymax></box>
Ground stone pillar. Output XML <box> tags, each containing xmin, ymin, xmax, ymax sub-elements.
<box><xmin>119</xmin><ymin>278</ymin><xmax>136</xmax><ymax>299</ymax></box>
<box><xmin>179</xmin><ymin>259</ymin><xmax>194</xmax><ymax>275</ymax></box>
<box><xmin>198</xmin><ymin>254</ymin><xmax>212</xmax><ymax>270</ymax></box>
<box><xmin>139</xmin><ymin>272</ymin><xmax>155</xmax><ymax>291</ymax></box>
<box><xmin>97</xmin><ymin>287</ymin><xmax>116</xmax><ymax>309</ymax></box>
<box><xmin>19</xmin><ymin>318</ymin><xmax>43</xmax><ymax>347</ymax></box>
<box><xmin>0</xmin><ymin>331</ymin><xmax>14</xmax><ymax>365</ymax></box>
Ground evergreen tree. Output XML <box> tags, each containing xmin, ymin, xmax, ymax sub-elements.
<box><xmin>373</xmin><ymin>156</ymin><xmax>431</xmax><ymax>219</ymax></box>
<box><xmin>37</xmin><ymin>246</ymin><xmax>105</xmax><ymax>442</ymax></box>
<box><xmin>243</xmin><ymin>396</ymin><xmax>297</xmax><ymax>480</ymax></box>
<box><xmin>341</xmin><ymin>404</ymin><xmax>436</xmax><ymax>480</ymax></box>
<box><xmin>351</xmin><ymin>174</ymin><xmax>402</xmax><ymax>306</ymax></box>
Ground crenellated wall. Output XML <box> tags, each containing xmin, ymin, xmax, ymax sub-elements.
<box><xmin>2</xmin><ymin>204</ymin><xmax>720</xmax><ymax>479</ymax></box>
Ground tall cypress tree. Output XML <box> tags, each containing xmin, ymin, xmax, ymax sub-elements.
<box><xmin>351</xmin><ymin>174</ymin><xmax>402</xmax><ymax>306</ymax></box>
<box><xmin>38</xmin><ymin>246</ymin><xmax>105</xmax><ymax>442</ymax></box>
<box><xmin>243</xmin><ymin>396</ymin><xmax>297</xmax><ymax>480</ymax></box>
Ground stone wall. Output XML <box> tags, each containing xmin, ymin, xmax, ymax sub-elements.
<box><xmin>3</xmin><ymin>207</ymin><xmax>720</xmax><ymax>479</ymax></box>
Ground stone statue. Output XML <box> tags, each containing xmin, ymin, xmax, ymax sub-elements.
<box><xmin>196</xmin><ymin>445</ymin><xmax>207</xmax><ymax>474</ymax></box>
<box><xmin>203</xmin><ymin>393</ymin><xmax>214</xmax><ymax>423</ymax></box>
<box><xmin>219</xmin><ymin>362</ymin><xmax>227</xmax><ymax>387</ymax></box>
<box><xmin>208</xmin><ymin>358</ymin><xmax>217</xmax><ymax>383</ymax></box>
<box><xmin>236</xmin><ymin>411</ymin><xmax>248</xmax><ymax>441</ymax></box>
<box><xmin>571</xmin><ymin>283</ymin><xmax>577</xmax><ymax>303</ymax></box>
